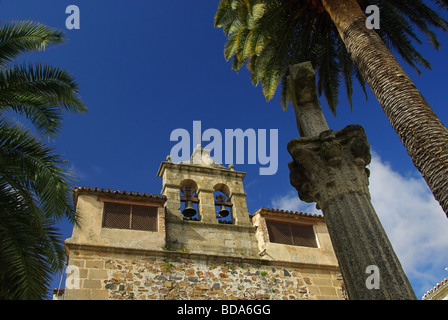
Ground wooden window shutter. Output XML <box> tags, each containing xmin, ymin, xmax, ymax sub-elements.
<box><xmin>266</xmin><ymin>220</ymin><xmax>294</xmax><ymax>245</ymax></box>
<box><xmin>289</xmin><ymin>223</ymin><xmax>318</xmax><ymax>248</ymax></box>
<box><xmin>131</xmin><ymin>205</ymin><xmax>158</xmax><ymax>231</ymax></box>
<box><xmin>266</xmin><ymin>220</ymin><xmax>317</xmax><ymax>248</ymax></box>
<box><xmin>103</xmin><ymin>202</ymin><xmax>131</xmax><ymax>229</ymax></box>
<box><xmin>103</xmin><ymin>202</ymin><xmax>158</xmax><ymax>231</ymax></box>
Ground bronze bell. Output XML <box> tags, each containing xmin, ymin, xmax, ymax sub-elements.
<box><xmin>182</xmin><ymin>200</ymin><xmax>197</xmax><ymax>218</ymax></box>
<box><xmin>217</xmin><ymin>204</ymin><xmax>230</xmax><ymax>218</ymax></box>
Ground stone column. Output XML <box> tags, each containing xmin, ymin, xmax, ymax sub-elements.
<box><xmin>288</xmin><ymin>62</ymin><xmax>329</xmax><ymax>137</ymax></box>
<box><xmin>287</xmin><ymin>61</ymin><xmax>416</xmax><ymax>299</ymax></box>
<box><xmin>287</xmin><ymin>125</ymin><xmax>416</xmax><ymax>299</ymax></box>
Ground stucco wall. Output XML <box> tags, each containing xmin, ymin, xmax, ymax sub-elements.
<box><xmin>69</xmin><ymin>194</ymin><xmax>166</xmax><ymax>251</ymax></box>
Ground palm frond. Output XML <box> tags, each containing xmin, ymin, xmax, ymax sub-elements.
<box><xmin>338</xmin><ymin>40</ymin><xmax>355</xmax><ymax>111</ymax></box>
<box><xmin>312</xmin><ymin>14</ymin><xmax>340</xmax><ymax>115</ymax></box>
<box><xmin>0</xmin><ymin>63</ymin><xmax>86</xmax><ymax>137</ymax></box>
<box><xmin>0</xmin><ymin>20</ymin><xmax>83</xmax><ymax>300</ymax></box>
<box><xmin>0</xmin><ymin>181</ymin><xmax>65</xmax><ymax>299</ymax></box>
<box><xmin>0</xmin><ymin>21</ymin><xmax>65</xmax><ymax>68</ymax></box>
<box><xmin>0</xmin><ymin>118</ymin><xmax>78</xmax><ymax>224</ymax></box>
<box><xmin>215</xmin><ymin>0</ymin><xmax>448</xmax><ymax>115</ymax></box>
<box><xmin>433</xmin><ymin>0</ymin><xmax>448</xmax><ymax>9</ymax></box>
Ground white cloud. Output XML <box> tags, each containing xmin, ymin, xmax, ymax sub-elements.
<box><xmin>271</xmin><ymin>190</ymin><xmax>322</xmax><ymax>215</ymax></box>
<box><xmin>368</xmin><ymin>152</ymin><xmax>448</xmax><ymax>298</ymax></box>
<box><xmin>271</xmin><ymin>151</ymin><xmax>448</xmax><ymax>298</ymax></box>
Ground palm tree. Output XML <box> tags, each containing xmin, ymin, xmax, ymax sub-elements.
<box><xmin>214</xmin><ymin>0</ymin><xmax>448</xmax><ymax>218</ymax></box>
<box><xmin>0</xmin><ymin>21</ymin><xmax>86</xmax><ymax>299</ymax></box>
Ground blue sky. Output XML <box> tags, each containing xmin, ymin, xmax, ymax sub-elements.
<box><xmin>1</xmin><ymin>0</ymin><xmax>448</xmax><ymax>299</ymax></box>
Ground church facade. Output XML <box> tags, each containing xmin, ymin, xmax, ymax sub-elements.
<box><xmin>61</xmin><ymin>146</ymin><xmax>345</xmax><ymax>300</ymax></box>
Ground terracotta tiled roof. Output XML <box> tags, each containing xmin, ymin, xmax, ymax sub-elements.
<box><xmin>73</xmin><ymin>186</ymin><xmax>166</xmax><ymax>206</ymax></box>
<box><xmin>422</xmin><ymin>276</ymin><xmax>448</xmax><ymax>300</ymax></box>
<box><xmin>252</xmin><ymin>207</ymin><xmax>324</xmax><ymax>219</ymax></box>
<box><xmin>74</xmin><ymin>186</ymin><xmax>166</xmax><ymax>198</ymax></box>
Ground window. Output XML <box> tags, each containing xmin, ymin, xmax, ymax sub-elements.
<box><xmin>103</xmin><ymin>202</ymin><xmax>158</xmax><ymax>231</ymax></box>
<box><xmin>266</xmin><ymin>220</ymin><xmax>318</xmax><ymax>248</ymax></box>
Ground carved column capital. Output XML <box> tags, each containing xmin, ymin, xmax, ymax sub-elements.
<box><xmin>287</xmin><ymin>125</ymin><xmax>371</xmax><ymax>209</ymax></box>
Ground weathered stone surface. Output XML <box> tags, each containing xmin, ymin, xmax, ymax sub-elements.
<box><xmin>288</xmin><ymin>125</ymin><xmax>371</xmax><ymax>209</ymax></box>
<box><xmin>66</xmin><ymin>253</ymin><xmax>343</xmax><ymax>300</ymax></box>
<box><xmin>288</xmin><ymin>62</ymin><xmax>329</xmax><ymax>137</ymax></box>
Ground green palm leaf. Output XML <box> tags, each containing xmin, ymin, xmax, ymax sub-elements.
<box><xmin>0</xmin><ymin>20</ymin><xmax>85</xmax><ymax>299</ymax></box>
<box><xmin>0</xmin><ymin>63</ymin><xmax>86</xmax><ymax>137</ymax></box>
<box><xmin>0</xmin><ymin>180</ymin><xmax>66</xmax><ymax>299</ymax></box>
<box><xmin>215</xmin><ymin>0</ymin><xmax>448</xmax><ymax>114</ymax></box>
<box><xmin>0</xmin><ymin>119</ymin><xmax>76</xmax><ymax>299</ymax></box>
<box><xmin>0</xmin><ymin>21</ymin><xmax>64</xmax><ymax>68</ymax></box>
<box><xmin>0</xmin><ymin>118</ymin><xmax>78</xmax><ymax>223</ymax></box>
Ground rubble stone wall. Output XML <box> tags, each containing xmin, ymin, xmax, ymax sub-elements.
<box><xmin>64</xmin><ymin>248</ymin><xmax>344</xmax><ymax>300</ymax></box>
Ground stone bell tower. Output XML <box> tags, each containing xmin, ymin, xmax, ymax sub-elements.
<box><xmin>60</xmin><ymin>143</ymin><xmax>344</xmax><ymax>300</ymax></box>
<box><xmin>156</xmin><ymin>145</ymin><xmax>257</xmax><ymax>256</ymax></box>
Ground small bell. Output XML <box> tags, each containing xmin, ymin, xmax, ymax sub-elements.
<box><xmin>181</xmin><ymin>186</ymin><xmax>197</xmax><ymax>219</ymax></box>
<box><xmin>217</xmin><ymin>204</ymin><xmax>230</xmax><ymax>218</ymax></box>
<box><xmin>182</xmin><ymin>199</ymin><xmax>197</xmax><ymax>218</ymax></box>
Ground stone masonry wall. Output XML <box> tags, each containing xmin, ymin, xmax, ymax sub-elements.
<box><xmin>64</xmin><ymin>248</ymin><xmax>345</xmax><ymax>300</ymax></box>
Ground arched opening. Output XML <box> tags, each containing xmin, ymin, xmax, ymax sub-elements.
<box><xmin>213</xmin><ymin>184</ymin><xmax>232</xmax><ymax>224</ymax></box>
<box><xmin>180</xmin><ymin>179</ymin><xmax>199</xmax><ymax>221</ymax></box>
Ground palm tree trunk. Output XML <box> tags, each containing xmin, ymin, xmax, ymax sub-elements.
<box><xmin>321</xmin><ymin>0</ymin><xmax>448</xmax><ymax>218</ymax></box>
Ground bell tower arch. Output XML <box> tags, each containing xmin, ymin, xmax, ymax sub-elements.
<box><xmin>158</xmin><ymin>145</ymin><xmax>251</xmax><ymax>226</ymax></box>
